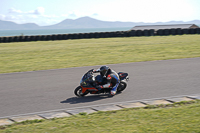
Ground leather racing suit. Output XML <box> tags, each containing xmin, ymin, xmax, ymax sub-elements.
<box><xmin>94</xmin><ymin>68</ymin><xmax>120</xmax><ymax>95</ymax></box>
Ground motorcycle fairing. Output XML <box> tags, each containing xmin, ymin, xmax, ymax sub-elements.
<box><xmin>81</xmin><ymin>86</ymin><xmax>98</xmax><ymax>94</ymax></box>
<box><xmin>118</xmin><ymin>72</ymin><xmax>128</xmax><ymax>80</ymax></box>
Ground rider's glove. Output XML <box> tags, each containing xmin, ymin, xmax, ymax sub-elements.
<box><xmin>88</xmin><ymin>69</ymin><xmax>94</xmax><ymax>73</ymax></box>
<box><xmin>96</xmin><ymin>85</ymin><xmax>103</xmax><ymax>90</ymax></box>
<box><xmin>93</xmin><ymin>70</ymin><xmax>98</xmax><ymax>73</ymax></box>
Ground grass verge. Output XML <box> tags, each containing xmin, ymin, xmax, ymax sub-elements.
<box><xmin>0</xmin><ymin>100</ymin><xmax>200</xmax><ymax>133</ymax></box>
<box><xmin>0</xmin><ymin>35</ymin><xmax>200</xmax><ymax>73</ymax></box>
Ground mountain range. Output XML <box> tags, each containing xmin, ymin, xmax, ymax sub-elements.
<box><xmin>0</xmin><ymin>16</ymin><xmax>200</xmax><ymax>30</ymax></box>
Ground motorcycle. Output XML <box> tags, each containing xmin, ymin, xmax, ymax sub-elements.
<box><xmin>74</xmin><ymin>69</ymin><xmax>129</xmax><ymax>97</ymax></box>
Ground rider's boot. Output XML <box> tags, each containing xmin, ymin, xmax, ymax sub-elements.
<box><xmin>110</xmin><ymin>90</ymin><xmax>116</xmax><ymax>96</ymax></box>
<box><xmin>110</xmin><ymin>82</ymin><xmax>119</xmax><ymax>96</ymax></box>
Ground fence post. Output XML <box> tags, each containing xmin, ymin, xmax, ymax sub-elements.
<box><xmin>24</xmin><ymin>36</ymin><xmax>30</xmax><ymax>41</ymax></box>
<box><xmin>163</xmin><ymin>29</ymin><xmax>170</xmax><ymax>35</ymax></box>
<box><xmin>189</xmin><ymin>28</ymin><xmax>195</xmax><ymax>34</ymax></box>
<box><xmin>74</xmin><ymin>33</ymin><xmax>79</xmax><ymax>39</ymax></box>
<box><xmin>0</xmin><ymin>37</ymin><xmax>3</xmax><ymax>43</ymax></box>
<box><xmin>143</xmin><ymin>30</ymin><xmax>149</xmax><ymax>36</ymax></box>
<box><xmin>170</xmin><ymin>29</ymin><xmax>176</xmax><ymax>35</ymax></box>
<box><xmin>3</xmin><ymin>37</ymin><xmax>9</xmax><ymax>43</ymax></box>
<box><xmin>156</xmin><ymin>29</ymin><xmax>163</xmax><ymax>36</ymax></box>
<box><xmin>149</xmin><ymin>29</ymin><xmax>155</xmax><ymax>36</ymax></box>
<box><xmin>45</xmin><ymin>35</ymin><xmax>51</xmax><ymax>41</ymax></box>
<box><xmin>177</xmin><ymin>28</ymin><xmax>182</xmax><ymax>35</ymax></box>
<box><xmin>136</xmin><ymin>30</ymin><xmax>143</xmax><ymax>36</ymax></box>
<box><xmin>129</xmin><ymin>30</ymin><xmax>136</xmax><ymax>37</ymax></box>
<box><xmin>89</xmin><ymin>33</ymin><xmax>94</xmax><ymax>38</ymax></box>
<box><xmin>196</xmin><ymin>28</ymin><xmax>200</xmax><ymax>34</ymax></box>
<box><xmin>29</xmin><ymin>36</ymin><xmax>35</xmax><ymax>41</ymax></box>
<box><xmin>182</xmin><ymin>29</ymin><xmax>189</xmax><ymax>34</ymax></box>
<box><xmin>8</xmin><ymin>36</ymin><xmax>14</xmax><ymax>42</ymax></box>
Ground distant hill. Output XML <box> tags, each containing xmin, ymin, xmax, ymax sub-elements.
<box><xmin>0</xmin><ymin>16</ymin><xmax>200</xmax><ymax>30</ymax></box>
<box><xmin>0</xmin><ymin>20</ymin><xmax>40</xmax><ymax>30</ymax></box>
<box><xmin>43</xmin><ymin>16</ymin><xmax>139</xmax><ymax>29</ymax></box>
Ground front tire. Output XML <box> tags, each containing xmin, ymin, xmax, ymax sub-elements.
<box><xmin>117</xmin><ymin>82</ymin><xmax>127</xmax><ymax>93</ymax></box>
<box><xmin>74</xmin><ymin>86</ymin><xmax>88</xmax><ymax>97</ymax></box>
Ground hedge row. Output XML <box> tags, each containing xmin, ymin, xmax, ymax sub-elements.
<box><xmin>0</xmin><ymin>28</ymin><xmax>200</xmax><ymax>43</ymax></box>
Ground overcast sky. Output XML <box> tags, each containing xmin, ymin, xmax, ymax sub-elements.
<box><xmin>0</xmin><ymin>0</ymin><xmax>200</xmax><ymax>26</ymax></box>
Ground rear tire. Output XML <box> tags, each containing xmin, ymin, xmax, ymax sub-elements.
<box><xmin>74</xmin><ymin>86</ymin><xmax>88</xmax><ymax>97</ymax></box>
<box><xmin>117</xmin><ymin>82</ymin><xmax>127</xmax><ymax>93</ymax></box>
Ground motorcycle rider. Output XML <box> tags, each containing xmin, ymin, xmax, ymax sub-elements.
<box><xmin>92</xmin><ymin>66</ymin><xmax>120</xmax><ymax>96</ymax></box>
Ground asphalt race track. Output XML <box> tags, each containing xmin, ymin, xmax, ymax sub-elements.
<box><xmin>0</xmin><ymin>58</ymin><xmax>200</xmax><ymax>118</ymax></box>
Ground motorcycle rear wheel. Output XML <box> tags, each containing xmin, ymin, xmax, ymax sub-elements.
<box><xmin>74</xmin><ymin>86</ymin><xmax>88</xmax><ymax>97</ymax></box>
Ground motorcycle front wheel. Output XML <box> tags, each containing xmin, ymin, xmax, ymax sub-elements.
<box><xmin>74</xmin><ymin>86</ymin><xmax>88</xmax><ymax>97</ymax></box>
<box><xmin>117</xmin><ymin>81</ymin><xmax>127</xmax><ymax>93</ymax></box>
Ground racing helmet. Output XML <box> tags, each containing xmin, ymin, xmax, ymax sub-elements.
<box><xmin>100</xmin><ymin>66</ymin><xmax>109</xmax><ymax>77</ymax></box>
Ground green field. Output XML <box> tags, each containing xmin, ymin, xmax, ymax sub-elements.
<box><xmin>1</xmin><ymin>100</ymin><xmax>200</xmax><ymax>133</ymax></box>
<box><xmin>1</xmin><ymin>35</ymin><xmax>200</xmax><ymax>74</ymax></box>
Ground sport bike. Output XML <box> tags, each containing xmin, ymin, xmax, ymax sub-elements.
<box><xmin>74</xmin><ymin>70</ymin><xmax>129</xmax><ymax>97</ymax></box>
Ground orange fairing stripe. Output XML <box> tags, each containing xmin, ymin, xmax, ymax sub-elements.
<box><xmin>81</xmin><ymin>87</ymin><xmax>87</xmax><ymax>93</ymax></box>
<box><xmin>81</xmin><ymin>86</ymin><xmax>98</xmax><ymax>93</ymax></box>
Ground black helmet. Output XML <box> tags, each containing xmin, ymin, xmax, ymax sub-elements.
<box><xmin>100</xmin><ymin>66</ymin><xmax>109</xmax><ymax>77</ymax></box>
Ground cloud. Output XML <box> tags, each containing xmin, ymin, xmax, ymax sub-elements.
<box><xmin>0</xmin><ymin>7</ymin><xmax>62</xmax><ymax>26</ymax></box>
<box><xmin>0</xmin><ymin>14</ymin><xmax>6</xmax><ymax>20</ymax></box>
<box><xmin>92</xmin><ymin>13</ymin><xmax>99</xmax><ymax>16</ymax></box>
<box><xmin>8</xmin><ymin>7</ymin><xmax>45</xmax><ymax>15</ymax></box>
<box><xmin>32</xmin><ymin>7</ymin><xmax>45</xmax><ymax>15</ymax></box>
<box><xmin>9</xmin><ymin>8</ymin><xmax>23</xmax><ymax>14</ymax></box>
<box><xmin>62</xmin><ymin>10</ymin><xmax>83</xmax><ymax>19</ymax></box>
<box><xmin>68</xmin><ymin>13</ymin><xmax>77</xmax><ymax>18</ymax></box>
<box><xmin>62</xmin><ymin>10</ymin><xmax>99</xmax><ymax>19</ymax></box>
<box><xmin>1</xmin><ymin>8</ymin><xmax>98</xmax><ymax>26</ymax></box>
